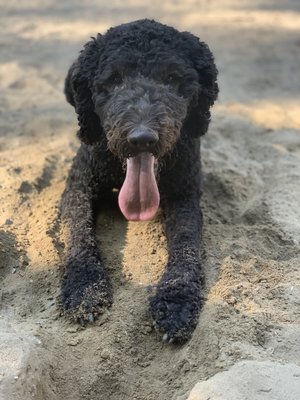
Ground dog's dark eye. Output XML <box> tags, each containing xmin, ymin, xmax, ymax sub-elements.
<box><xmin>166</xmin><ymin>73</ymin><xmax>181</xmax><ymax>86</ymax></box>
<box><xmin>103</xmin><ymin>72</ymin><xmax>123</xmax><ymax>88</ymax></box>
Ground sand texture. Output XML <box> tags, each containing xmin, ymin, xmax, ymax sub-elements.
<box><xmin>0</xmin><ymin>0</ymin><xmax>300</xmax><ymax>399</ymax></box>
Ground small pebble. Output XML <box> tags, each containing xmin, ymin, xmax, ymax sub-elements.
<box><xmin>67</xmin><ymin>338</ymin><xmax>82</xmax><ymax>346</ymax></box>
<box><xmin>100</xmin><ymin>349</ymin><xmax>110</xmax><ymax>360</ymax></box>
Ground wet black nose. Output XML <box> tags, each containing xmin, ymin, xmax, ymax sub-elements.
<box><xmin>127</xmin><ymin>128</ymin><xmax>158</xmax><ymax>152</ymax></box>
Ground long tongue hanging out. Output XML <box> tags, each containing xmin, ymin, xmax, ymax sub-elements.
<box><xmin>118</xmin><ymin>153</ymin><xmax>160</xmax><ymax>221</ymax></box>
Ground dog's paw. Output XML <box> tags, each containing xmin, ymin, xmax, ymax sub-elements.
<box><xmin>60</xmin><ymin>262</ymin><xmax>112</xmax><ymax>324</ymax></box>
<box><xmin>149</xmin><ymin>278</ymin><xmax>201</xmax><ymax>343</ymax></box>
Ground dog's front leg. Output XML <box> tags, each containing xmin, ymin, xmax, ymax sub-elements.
<box><xmin>59</xmin><ymin>146</ymin><xmax>112</xmax><ymax>324</ymax></box>
<box><xmin>150</xmin><ymin>149</ymin><xmax>203</xmax><ymax>343</ymax></box>
<box><xmin>150</xmin><ymin>197</ymin><xmax>203</xmax><ymax>342</ymax></box>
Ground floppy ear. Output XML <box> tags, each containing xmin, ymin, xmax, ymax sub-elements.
<box><xmin>182</xmin><ymin>33</ymin><xmax>219</xmax><ymax>138</ymax></box>
<box><xmin>64</xmin><ymin>36</ymin><xmax>103</xmax><ymax>144</ymax></box>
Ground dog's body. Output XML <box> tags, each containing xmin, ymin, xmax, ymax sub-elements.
<box><xmin>60</xmin><ymin>19</ymin><xmax>218</xmax><ymax>342</ymax></box>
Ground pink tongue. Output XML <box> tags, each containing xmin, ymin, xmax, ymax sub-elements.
<box><xmin>118</xmin><ymin>153</ymin><xmax>160</xmax><ymax>221</ymax></box>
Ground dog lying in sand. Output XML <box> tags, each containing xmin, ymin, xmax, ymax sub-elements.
<box><xmin>60</xmin><ymin>19</ymin><xmax>218</xmax><ymax>343</ymax></box>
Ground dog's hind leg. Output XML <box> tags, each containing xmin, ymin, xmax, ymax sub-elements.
<box><xmin>59</xmin><ymin>145</ymin><xmax>114</xmax><ymax>324</ymax></box>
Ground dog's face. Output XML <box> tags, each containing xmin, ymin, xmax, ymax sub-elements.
<box><xmin>66</xmin><ymin>20</ymin><xmax>218</xmax><ymax>220</ymax></box>
<box><xmin>93</xmin><ymin>54</ymin><xmax>199</xmax><ymax>160</ymax></box>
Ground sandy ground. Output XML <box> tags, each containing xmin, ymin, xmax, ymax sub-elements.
<box><xmin>0</xmin><ymin>0</ymin><xmax>300</xmax><ymax>399</ymax></box>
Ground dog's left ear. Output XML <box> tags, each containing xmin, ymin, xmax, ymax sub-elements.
<box><xmin>64</xmin><ymin>35</ymin><xmax>104</xmax><ymax>144</ymax></box>
<box><xmin>182</xmin><ymin>33</ymin><xmax>219</xmax><ymax>137</ymax></box>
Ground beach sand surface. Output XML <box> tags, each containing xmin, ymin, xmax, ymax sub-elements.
<box><xmin>0</xmin><ymin>1</ymin><xmax>300</xmax><ymax>399</ymax></box>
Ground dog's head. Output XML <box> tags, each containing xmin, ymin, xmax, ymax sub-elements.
<box><xmin>66</xmin><ymin>19</ymin><xmax>218</xmax><ymax>153</ymax></box>
<box><xmin>66</xmin><ymin>19</ymin><xmax>218</xmax><ymax>220</ymax></box>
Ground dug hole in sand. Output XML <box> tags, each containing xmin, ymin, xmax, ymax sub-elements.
<box><xmin>0</xmin><ymin>0</ymin><xmax>300</xmax><ymax>399</ymax></box>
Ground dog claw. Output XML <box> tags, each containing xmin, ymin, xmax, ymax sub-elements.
<box><xmin>162</xmin><ymin>333</ymin><xmax>175</xmax><ymax>343</ymax></box>
<box><xmin>162</xmin><ymin>333</ymin><xmax>169</xmax><ymax>342</ymax></box>
<box><xmin>88</xmin><ymin>313</ymin><xmax>94</xmax><ymax>323</ymax></box>
<box><xmin>77</xmin><ymin>313</ymin><xmax>94</xmax><ymax>325</ymax></box>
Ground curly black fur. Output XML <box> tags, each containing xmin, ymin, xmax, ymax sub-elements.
<box><xmin>60</xmin><ymin>19</ymin><xmax>218</xmax><ymax>342</ymax></box>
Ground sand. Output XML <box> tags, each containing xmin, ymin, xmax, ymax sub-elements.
<box><xmin>0</xmin><ymin>0</ymin><xmax>300</xmax><ymax>399</ymax></box>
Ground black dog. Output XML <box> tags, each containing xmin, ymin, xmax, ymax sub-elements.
<box><xmin>60</xmin><ymin>19</ymin><xmax>218</xmax><ymax>343</ymax></box>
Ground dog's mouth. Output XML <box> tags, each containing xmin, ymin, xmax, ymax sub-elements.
<box><xmin>118</xmin><ymin>153</ymin><xmax>160</xmax><ymax>221</ymax></box>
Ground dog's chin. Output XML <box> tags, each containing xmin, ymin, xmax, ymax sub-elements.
<box><xmin>118</xmin><ymin>152</ymin><xmax>160</xmax><ymax>221</ymax></box>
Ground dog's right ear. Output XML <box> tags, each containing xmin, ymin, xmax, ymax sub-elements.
<box><xmin>64</xmin><ymin>36</ymin><xmax>103</xmax><ymax>145</ymax></box>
